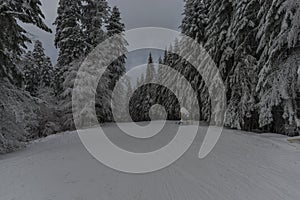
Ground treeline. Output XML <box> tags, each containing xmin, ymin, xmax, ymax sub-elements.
<box><xmin>0</xmin><ymin>0</ymin><xmax>127</xmax><ymax>153</ymax></box>
<box><xmin>131</xmin><ymin>0</ymin><xmax>300</xmax><ymax>136</ymax></box>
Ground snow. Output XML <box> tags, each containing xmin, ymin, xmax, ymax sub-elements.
<box><xmin>0</xmin><ymin>121</ymin><xmax>300</xmax><ymax>200</ymax></box>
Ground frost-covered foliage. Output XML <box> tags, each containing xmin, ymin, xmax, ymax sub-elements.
<box><xmin>53</xmin><ymin>0</ymin><xmax>111</xmax><ymax>95</ymax></box>
<box><xmin>54</xmin><ymin>0</ymin><xmax>86</xmax><ymax>68</ymax></box>
<box><xmin>155</xmin><ymin>0</ymin><xmax>300</xmax><ymax>134</ymax></box>
<box><xmin>0</xmin><ymin>81</ymin><xmax>59</xmax><ymax>154</ymax></box>
<box><xmin>0</xmin><ymin>1</ymin><xmax>61</xmax><ymax>153</ymax></box>
<box><xmin>130</xmin><ymin>51</ymin><xmax>183</xmax><ymax>122</ymax></box>
<box><xmin>105</xmin><ymin>6</ymin><xmax>127</xmax><ymax>87</ymax></box>
<box><xmin>59</xmin><ymin>60</ymin><xmax>81</xmax><ymax>130</ymax></box>
<box><xmin>181</xmin><ymin>0</ymin><xmax>208</xmax><ymax>43</ymax></box>
<box><xmin>0</xmin><ymin>0</ymin><xmax>51</xmax><ymax>84</ymax></box>
<box><xmin>256</xmin><ymin>0</ymin><xmax>300</xmax><ymax>131</ymax></box>
<box><xmin>53</xmin><ymin>0</ymin><xmax>86</xmax><ymax>95</ymax></box>
<box><xmin>22</xmin><ymin>40</ymin><xmax>53</xmax><ymax>96</ymax></box>
<box><xmin>129</xmin><ymin>53</ymin><xmax>159</xmax><ymax>121</ymax></box>
<box><xmin>82</xmin><ymin>0</ymin><xmax>109</xmax><ymax>50</ymax></box>
<box><xmin>54</xmin><ymin>0</ymin><xmax>127</xmax><ymax>127</ymax></box>
<box><xmin>104</xmin><ymin>6</ymin><xmax>128</xmax><ymax>121</ymax></box>
<box><xmin>223</xmin><ymin>0</ymin><xmax>260</xmax><ymax>130</ymax></box>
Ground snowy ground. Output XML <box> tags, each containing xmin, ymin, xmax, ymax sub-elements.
<box><xmin>1</xmin><ymin>121</ymin><xmax>300</xmax><ymax>200</ymax></box>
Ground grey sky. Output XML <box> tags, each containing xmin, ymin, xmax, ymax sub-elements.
<box><xmin>24</xmin><ymin>0</ymin><xmax>184</xmax><ymax>66</ymax></box>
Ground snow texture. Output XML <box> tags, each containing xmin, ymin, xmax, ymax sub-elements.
<box><xmin>0</xmin><ymin>121</ymin><xmax>299</xmax><ymax>200</ymax></box>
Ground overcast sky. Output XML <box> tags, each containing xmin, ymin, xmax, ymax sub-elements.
<box><xmin>24</xmin><ymin>0</ymin><xmax>184</xmax><ymax>69</ymax></box>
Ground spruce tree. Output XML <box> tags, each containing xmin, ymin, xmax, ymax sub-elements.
<box><xmin>54</xmin><ymin>0</ymin><xmax>86</xmax><ymax>67</ymax></box>
<box><xmin>223</xmin><ymin>0</ymin><xmax>260</xmax><ymax>130</ymax></box>
<box><xmin>255</xmin><ymin>0</ymin><xmax>300</xmax><ymax>133</ymax></box>
<box><xmin>96</xmin><ymin>6</ymin><xmax>127</xmax><ymax>122</ymax></box>
<box><xmin>22</xmin><ymin>41</ymin><xmax>53</xmax><ymax>96</ymax></box>
<box><xmin>105</xmin><ymin>6</ymin><xmax>127</xmax><ymax>90</ymax></box>
<box><xmin>53</xmin><ymin>0</ymin><xmax>86</xmax><ymax>95</ymax></box>
<box><xmin>82</xmin><ymin>0</ymin><xmax>109</xmax><ymax>51</ymax></box>
<box><xmin>180</xmin><ymin>0</ymin><xmax>210</xmax><ymax>121</ymax></box>
<box><xmin>145</xmin><ymin>52</ymin><xmax>155</xmax><ymax>83</ymax></box>
<box><xmin>22</xmin><ymin>51</ymin><xmax>39</xmax><ymax>95</ymax></box>
<box><xmin>181</xmin><ymin>0</ymin><xmax>208</xmax><ymax>43</ymax></box>
<box><xmin>32</xmin><ymin>40</ymin><xmax>53</xmax><ymax>87</ymax></box>
<box><xmin>205</xmin><ymin>0</ymin><xmax>233</xmax><ymax>65</ymax></box>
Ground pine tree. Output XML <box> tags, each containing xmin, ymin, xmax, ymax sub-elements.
<box><xmin>22</xmin><ymin>51</ymin><xmax>39</xmax><ymax>95</ymax></box>
<box><xmin>42</xmin><ymin>57</ymin><xmax>54</xmax><ymax>87</ymax></box>
<box><xmin>181</xmin><ymin>0</ymin><xmax>208</xmax><ymax>43</ymax></box>
<box><xmin>82</xmin><ymin>0</ymin><xmax>109</xmax><ymax>51</ymax></box>
<box><xmin>0</xmin><ymin>0</ymin><xmax>51</xmax><ymax>85</ymax></box>
<box><xmin>145</xmin><ymin>52</ymin><xmax>155</xmax><ymax>83</ymax></box>
<box><xmin>255</xmin><ymin>0</ymin><xmax>300</xmax><ymax>133</ymax></box>
<box><xmin>114</xmin><ymin>76</ymin><xmax>132</xmax><ymax>122</ymax></box>
<box><xmin>22</xmin><ymin>41</ymin><xmax>53</xmax><ymax>96</ymax></box>
<box><xmin>105</xmin><ymin>6</ymin><xmax>127</xmax><ymax>90</ymax></box>
<box><xmin>179</xmin><ymin>0</ymin><xmax>211</xmax><ymax>121</ymax></box>
<box><xmin>205</xmin><ymin>0</ymin><xmax>233</xmax><ymax>66</ymax></box>
<box><xmin>54</xmin><ymin>0</ymin><xmax>86</xmax><ymax>68</ymax></box>
<box><xmin>222</xmin><ymin>0</ymin><xmax>260</xmax><ymax>130</ymax></box>
<box><xmin>59</xmin><ymin>60</ymin><xmax>81</xmax><ymax>130</ymax></box>
<box><xmin>53</xmin><ymin>0</ymin><xmax>86</xmax><ymax>95</ymax></box>
<box><xmin>96</xmin><ymin>6</ymin><xmax>127</xmax><ymax>122</ymax></box>
<box><xmin>32</xmin><ymin>40</ymin><xmax>53</xmax><ymax>87</ymax></box>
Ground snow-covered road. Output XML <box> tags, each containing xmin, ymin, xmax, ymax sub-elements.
<box><xmin>1</xmin><ymin>122</ymin><xmax>300</xmax><ymax>200</ymax></box>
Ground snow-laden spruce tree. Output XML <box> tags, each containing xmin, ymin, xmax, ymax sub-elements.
<box><xmin>204</xmin><ymin>0</ymin><xmax>233</xmax><ymax>64</ymax></box>
<box><xmin>82</xmin><ymin>0</ymin><xmax>109</xmax><ymax>51</ymax></box>
<box><xmin>0</xmin><ymin>0</ymin><xmax>51</xmax><ymax>85</ymax></box>
<box><xmin>54</xmin><ymin>0</ymin><xmax>86</xmax><ymax>67</ymax></box>
<box><xmin>97</xmin><ymin>6</ymin><xmax>128</xmax><ymax>122</ymax></box>
<box><xmin>56</xmin><ymin>2</ymin><xmax>124</xmax><ymax>127</ymax></box>
<box><xmin>22</xmin><ymin>41</ymin><xmax>53</xmax><ymax>96</ymax></box>
<box><xmin>53</xmin><ymin>0</ymin><xmax>86</xmax><ymax>95</ymax></box>
<box><xmin>105</xmin><ymin>6</ymin><xmax>127</xmax><ymax>90</ymax></box>
<box><xmin>255</xmin><ymin>0</ymin><xmax>300</xmax><ymax>134</ymax></box>
<box><xmin>59</xmin><ymin>59</ymin><xmax>83</xmax><ymax>130</ymax></box>
<box><xmin>130</xmin><ymin>53</ymin><xmax>156</xmax><ymax>121</ymax></box>
<box><xmin>179</xmin><ymin>0</ymin><xmax>210</xmax><ymax>121</ymax></box>
<box><xmin>223</xmin><ymin>0</ymin><xmax>260</xmax><ymax>130</ymax></box>
<box><xmin>145</xmin><ymin>53</ymin><xmax>156</xmax><ymax>83</ymax></box>
<box><xmin>181</xmin><ymin>0</ymin><xmax>208</xmax><ymax>43</ymax></box>
<box><xmin>32</xmin><ymin>40</ymin><xmax>53</xmax><ymax>87</ymax></box>
<box><xmin>158</xmin><ymin>45</ymin><xmax>183</xmax><ymax>120</ymax></box>
<box><xmin>22</xmin><ymin>51</ymin><xmax>39</xmax><ymax>96</ymax></box>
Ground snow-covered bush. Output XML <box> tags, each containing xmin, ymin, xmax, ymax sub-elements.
<box><xmin>0</xmin><ymin>81</ymin><xmax>60</xmax><ymax>153</ymax></box>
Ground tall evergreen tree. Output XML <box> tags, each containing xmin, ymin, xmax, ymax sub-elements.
<box><xmin>105</xmin><ymin>6</ymin><xmax>127</xmax><ymax>90</ymax></box>
<box><xmin>223</xmin><ymin>0</ymin><xmax>260</xmax><ymax>130</ymax></box>
<box><xmin>53</xmin><ymin>0</ymin><xmax>86</xmax><ymax>95</ymax></box>
<box><xmin>255</xmin><ymin>0</ymin><xmax>300</xmax><ymax>133</ymax></box>
<box><xmin>145</xmin><ymin>52</ymin><xmax>155</xmax><ymax>83</ymax></box>
<box><xmin>95</xmin><ymin>6</ymin><xmax>128</xmax><ymax>122</ymax></box>
<box><xmin>54</xmin><ymin>0</ymin><xmax>86</xmax><ymax>68</ymax></box>
<box><xmin>82</xmin><ymin>0</ymin><xmax>109</xmax><ymax>51</ymax></box>
<box><xmin>22</xmin><ymin>41</ymin><xmax>53</xmax><ymax>96</ymax></box>
<box><xmin>181</xmin><ymin>0</ymin><xmax>208</xmax><ymax>43</ymax></box>
<box><xmin>22</xmin><ymin>51</ymin><xmax>39</xmax><ymax>95</ymax></box>
<box><xmin>32</xmin><ymin>40</ymin><xmax>53</xmax><ymax>87</ymax></box>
